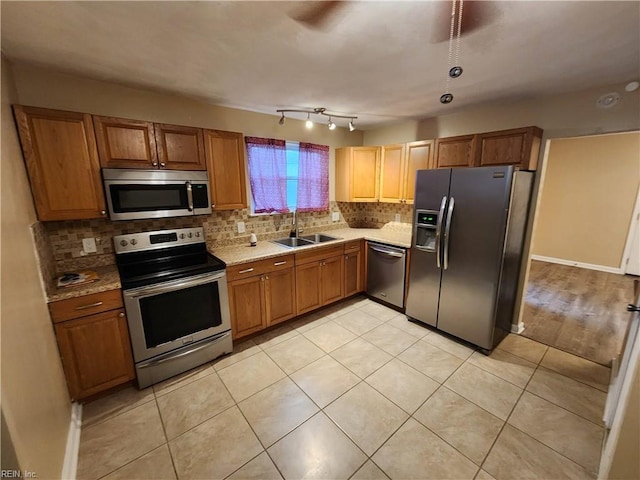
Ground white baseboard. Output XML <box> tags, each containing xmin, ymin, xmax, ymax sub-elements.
<box><xmin>61</xmin><ymin>402</ymin><xmax>82</xmax><ymax>480</ymax></box>
<box><xmin>511</xmin><ymin>322</ymin><xmax>525</xmax><ymax>334</ymax></box>
<box><xmin>530</xmin><ymin>255</ymin><xmax>622</xmax><ymax>274</ymax></box>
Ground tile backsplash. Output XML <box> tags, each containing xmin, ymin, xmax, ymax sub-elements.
<box><xmin>38</xmin><ymin>201</ymin><xmax>414</xmax><ymax>277</ymax></box>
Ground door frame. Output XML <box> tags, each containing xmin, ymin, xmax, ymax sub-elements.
<box><xmin>621</xmin><ymin>184</ymin><xmax>640</xmax><ymax>274</ymax></box>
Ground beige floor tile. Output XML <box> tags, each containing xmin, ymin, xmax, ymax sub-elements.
<box><xmin>398</xmin><ymin>341</ymin><xmax>463</xmax><ymax>384</ymax></box>
<box><xmin>77</xmin><ymin>401</ymin><xmax>166</xmax><ymax>480</ymax></box>
<box><xmin>359</xmin><ymin>301</ymin><xmax>399</xmax><ymax>321</ymax></box>
<box><xmin>156</xmin><ymin>372</ymin><xmax>235</xmax><ymax>439</ymax></box>
<box><xmin>218</xmin><ymin>351</ymin><xmax>286</xmax><ymax>402</ymax></box>
<box><xmin>267</xmin><ymin>412</ymin><xmax>367</xmax><ymax>480</ymax></box>
<box><xmin>508</xmin><ymin>391</ymin><xmax>604</xmax><ymax>474</ymax></box>
<box><xmin>325</xmin><ymin>382</ymin><xmax>408</xmax><ymax>455</ymax></box>
<box><xmin>102</xmin><ymin>444</ymin><xmax>176</xmax><ymax>480</ymax></box>
<box><xmin>413</xmin><ymin>387</ymin><xmax>503</xmax><ymax>465</ymax></box>
<box><xmin>540</xmin><ymin>347</ymin><xmax>610</xmax><ymax>392</ymax></box>
<box><xmin>333</xmin><ymin>308</ymin><xmax>386</xmax><ymax>336</ymax></box>
<box><xmin>169</xmin><ymin>406</ymin><xmax>263</xmax><ymax>480</ymax></box>
<box><xmin>483</xmin><ymin>424</ymin><xmax>592</xmax><ymax>480</ymax></box>
<box><xmin>302</xmin><ymin>320</ymin><xmax>357</xmax><ymax>353</ymax></box>
<box><xmin>474</xmin><ymin>470</ymin><xmax>497</xmax><ymax>480</ymax></box>
<box><xmin>227</xmin><ymin>452</ymin><xmax>283</xmax><ymax>480</ymax></box>
<box><xmin>290</xmin><ymin>356</ymin><xmax>360</xmax><ymax>407</ymax></box>
<box><xmin>264</xmin><ymin>334</ymin><xmax>325</xmax><ymax>374</ymax></box>
<box><xmin>366</xmin><ymin>358</ymin><xmax>439</xmax><ymax>413</ymax></box>
<box><xmin>290</xmin><ymin>311</ymin><xmax>332</xmax><ymax>333</ymax></box>
<box><xmin>385</xmin><ymin>314</ymin><xmax>431</xmax><ymax>339</ymax></box>
<box><xmin>444</xmin><ymin>363</ymin><xmax>522</xmax><ymax>420</ymax></box>
<box><xmin>362</xmin><ymin>323</ymin><xmax>419</xmax><ymax>356</ymax></box>
<box><xmin>213</xmin><ymin>339</ymin><xmax>262</xmax><ymax>371</ymax></box>
<box><xmin>324</xmin><ymin>301</ymin><xmax>359</xmax><ymax>319</ymax></box>
<box><xmin>331</xmin><ymin>337</ymin><xmax>392</xmax><ymax>378</ymax></box>
<box><xmin>372</xmin><ymin>418</ymin><xmax>478</xmax><ymax>480</ymax></box>
<box><xmin>496</xmin><ymin>334</ymin><xmax>548</xmax><ymax>364</ymax></box>
<box><xmin>82</xmin><ymin>385</ymin><xmax>154</xmax><ymax>428</ymax></box>
<box><xmin>422</xmin><ymin>332</ymin><xmax>475</xmax><ymax>360</ymax></box>
<box><xmin>351</xmin><ymin>460</ymin><xmax>390</xmax><ymax>480</ymax></box>
<box><xmin>153</xmin><ymin>362</ymin><xmax>215</xmax><ymax>397</ymax></box>
<box><xmin>238</xmin><ymin>377</ymin><xmax>319</xmax><ymax>447</ymax></box>
<box><xmin>253</xmin><ymin>324</ymin><xmax>300</xmax><ymax>350</ymax></box>
<box><xmin>526</xmin><ymin>367</ymin><xmax>606</xmax><ymax>425</ymax></box>
<box><xmin>468</xmin><ymin>349</ymin><xmax>536</xmax><ymax>388</ymax></box>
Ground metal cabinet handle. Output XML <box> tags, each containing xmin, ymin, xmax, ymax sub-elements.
<box><xmin>75</xmin><ymin>301</ymin><xmax>103</xmax><ymax>310</ymax></box>
<box><xmin>152</xmin><ymin>162</ymin><xmax>158</xmax><ymax>166</ymax></box>
<box><xmin>160</xmin><ymin>162</ymin><xmax>166</xmax><ymax>167</ymax></box>
<box><xmin>238</xmin><ymin>268</ymin><xmax>254</xmax><ymax>274</ymax></box>
<box><xmin>443</xmin><ymin>196</ymin><xmax>455</xmax><ymax>270</ymax></box>
<box><xmin>435</xmin><ymin>196</ymin><xmax>447</xmax><ymax>269</ymax></box>
<box><xmin>274</xmin><ymin>261</ymin><xmax>287</xmax><ymax>266</ymax></box>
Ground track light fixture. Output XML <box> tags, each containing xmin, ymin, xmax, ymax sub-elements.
<box><xmin>275</xmin><ymin>107</ymin><xmax>358</xmax><ymax>131</ymax></box>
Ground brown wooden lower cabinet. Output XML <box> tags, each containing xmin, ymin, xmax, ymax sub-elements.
<box><xmin>51</xmin><ymin>292</ymin><xmax>135</xmax><ymax>401</ymax></box>
<box><xmin>228</xmin><ymin>274</ymin><xmax>266</xmax><ymax>339</ymax></box>
<box><xmin>344</xmin><ymin>241</ymin><xmax>364</xmax><ymax>297</ymax></box>
<box><xmin>264</xmin><ymin>267</ymin><xmax>297</xmax><ymax>326</ymax></box>
<box><xmin>295</xmin><ymin>245</ymin><xmax>345</xmax><ymax>315</ymax></box>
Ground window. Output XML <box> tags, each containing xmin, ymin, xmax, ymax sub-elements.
<box><xmin>245</xmin><ymin>137</ymin><xmax>329</xmax><ymax>214</ymax></box>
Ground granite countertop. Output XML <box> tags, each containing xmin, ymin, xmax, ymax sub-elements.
<box><xmin>210</xmin><ymin>226</ymin><xmax>412</xmax><ymax>266</ymax></box>
<box><xmin>47</xmin><ymin>264</ymin><xmax>121</xmax><ymax>303</ymax></box>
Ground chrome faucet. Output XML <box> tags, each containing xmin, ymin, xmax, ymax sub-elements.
<box><xmin>290</xmin><ymin>209</ymin><xmax>303</xmax><ymax>237</ymax></box>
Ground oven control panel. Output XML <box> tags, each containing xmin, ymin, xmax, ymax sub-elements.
<box><xmin>114</xmin><ymin>227</ymin><xmax>205</xmax><ymax>253</ymax></box>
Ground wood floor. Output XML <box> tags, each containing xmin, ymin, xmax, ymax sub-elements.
<box><xmin>520</xmin><ymin>260</ymin><xmax>636</xmax><ymax>366</ymax></box>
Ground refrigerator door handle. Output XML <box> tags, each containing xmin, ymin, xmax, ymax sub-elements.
<box><xmin>435</xmin><ymin>196</ymin><xmax>447</xmax><ymax>268</ymax></box>
<box><xmin>443</xmin><ymin>196</ymin><xmax>455</xmax><ymax>270</ymax></box>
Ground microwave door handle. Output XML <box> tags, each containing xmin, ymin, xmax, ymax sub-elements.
<box><xmin>186</xmin><ymin>182</ymin><xmax>194</xmax><ymax>211</ymax></box>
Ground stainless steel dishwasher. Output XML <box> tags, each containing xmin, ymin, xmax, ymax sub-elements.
<box><xmin>366</xmin><ymin>241</ymin><xmax>407</xmax><ymax>309</ymax></box>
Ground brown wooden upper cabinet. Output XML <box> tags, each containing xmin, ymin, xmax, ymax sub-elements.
<box><xmin>379</xmin><ymin>140</ymin><xmax>433</xmax><ymax>204</ymax></box>
<box><xmin>434</xmin><ymin>134</ymin><xmax>477</xmax><ymax>168</ymax></box>
<box><xmin>13</xmin><ymin>106</ymin><xmax>107</xmax><ymax>221</ymax></box>
<box><xmin>476</xmin><ymin>126</ymin><xmax>543</xmax><ymax>170</ymax></box>
<box><xmin>94</xmin><ymin>116</ymin><xmax>207</xmax><ymax>170</ymax></box>
<box><xmin>335</xmin><ymin>146</ymin><xmax>381</xmax><ymax>202</ymax></box>
<box><xmin>204</xmin><ymin>130</ymin><xmax>248</xmax><ymax>210</ymax></box>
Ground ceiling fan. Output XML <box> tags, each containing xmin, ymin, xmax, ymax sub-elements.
<box><xmin>289</xmin><ymin>1</ymin><xmax>499</xmax><ymax>42</ymax></box>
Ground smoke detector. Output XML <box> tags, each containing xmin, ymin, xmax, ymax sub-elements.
<box><xmin>625</xmin><ymin>81</ymin><xmax>639</xmax><ymax>92</ymax></box>
<box><xmin>596</xmin><ymin>92</ymin><xmax>620</xmax><ymax>109</ymax></box>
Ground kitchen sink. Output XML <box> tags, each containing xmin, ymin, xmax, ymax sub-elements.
<box><xmin>299</xmin><ymin>234</ymin><xmax>340</xmax><ymax>243</ymax></box>
<box><xmin>272</xmin><ymin>237</ymin><xmax>315</xmax><ymax>248</ymax></box>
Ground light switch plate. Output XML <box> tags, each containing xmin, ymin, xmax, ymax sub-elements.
<box><xmin>332</xmin><ymin>212</ymin><xmax>340</xmax><ymax>222</ymax></box>
<box><xmin>237</xmin><ymin>221</ymin><xmax>246</xmax><ymax>233</ymax></box>
<box><xmin>82</xmin><ymin>238</ymin><xmax>97</xmax><ymax>253</ymax></box>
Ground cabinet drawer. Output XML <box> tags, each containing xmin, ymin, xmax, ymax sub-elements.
<box><xmin>295</xmin><ymin>245</ymin><xmax>344</xmax><ymax>266</ymax></box>
<box><xmin>343</xmin><ymin>240</ymin><xmax>361</xmax><ymax>253</ymax></box>
<box><xmin>226</xmin><ymin>254</ymin><xmax>294</xmax><ymax>282</ymax></box>
<box><xmin>49</xmin><ymin>289</ymin><xmax>123</xmax><ymax>323</ymax></box>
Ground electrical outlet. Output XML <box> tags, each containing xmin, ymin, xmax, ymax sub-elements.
<box><xmin>237</xmin><ymin>221</ymin><xmax>246</xmax><ymax>233</ymax></box>
<box><xmin>82</xmin><ymin>237</ymin><xmax>97</xmax><ymax>253</ymax></box>
<box><xmin>332</xmin><ymin>212</ymin><xmax>340</xmax><ymax>222</ymax></box>
<box><xmin>394</xmin><ymin>213</ymin><xmax>401</xmax><ymax>222</ymax></box>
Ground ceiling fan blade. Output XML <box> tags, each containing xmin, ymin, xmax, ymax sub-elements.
<box><xmin>430</xmin><ymin>1</ymin><xmax>499</xmax><ymax>44</ymax></box>
<box><xmin>291</xmin><ymin>1</ymin><xmax>345</xmax><ymax>30</ymax></box>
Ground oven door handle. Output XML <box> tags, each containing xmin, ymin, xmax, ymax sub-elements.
<box><xmin>137</xmin><ymin>333</ymin><xmax>231</xmax><ymax>369</ymax></box>
<box><xmin>124</xmin><ymin>271</ymin><xmax>225</xmax><ymax>299</ymax></box>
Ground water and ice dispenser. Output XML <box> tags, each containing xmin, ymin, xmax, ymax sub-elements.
<box><xmin>414</xmin><ymin>210</ymin><xmax>438</xmax><ymax>251</ymax></box>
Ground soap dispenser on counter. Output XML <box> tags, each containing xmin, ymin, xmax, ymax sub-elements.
<box><xmin>249</xmin><ymin>232</ymin><xmax>257</xmax><ymax>247</ymax></box>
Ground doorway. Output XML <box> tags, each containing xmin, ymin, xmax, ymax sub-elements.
<box><xmin>520</xmin><ymin>131</ymin><xmax>640</xmax><ymax>366</ymax></box>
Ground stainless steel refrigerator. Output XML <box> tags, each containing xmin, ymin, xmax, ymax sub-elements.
<box><xmin>405</xmin><ymin>165</ymin><xmax>533</xmax><ymax>351</ymax></box>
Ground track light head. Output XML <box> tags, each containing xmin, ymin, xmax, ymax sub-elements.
<box><xmin>305</xmin><ymin>113</ymin><xmax>313</xmax><ymax>129</ymax></box>
<box><xmin>328</xmin><ymin>117</ymin><xmax>336</xmax><ymax>130</ymax></box>
<box><xmin>348</xmin><ymin>119</ymin><xmax>355</xmax><ymax>132</ymax></box>
<box><xmin>279</xmin><ymin>113</ymin><xmax>285</xmax><ymax>126</ymax></box>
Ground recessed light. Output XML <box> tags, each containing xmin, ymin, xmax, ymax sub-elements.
<box><xmin>596</xmin><ymin>92</ymin><xmax>620</xmax><ymax>109</ymax></box>
<box><xmin>625</xmin><ymin>81</ymin><xmax>639</xmax><ymax>92</ymax></box>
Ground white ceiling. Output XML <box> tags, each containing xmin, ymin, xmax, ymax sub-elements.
<box><xmin>1</xmin><ymin>1</ymin><xmax>639</xmax><ymax>129</ymax></box>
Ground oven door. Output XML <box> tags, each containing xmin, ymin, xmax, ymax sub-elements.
<box><xmin>123</xmin><ymin>271</ymin><xmax>231</xmax><ymax>363</ymax></box>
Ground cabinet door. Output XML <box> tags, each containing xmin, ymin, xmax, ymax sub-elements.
<box><xmin>344</xmin><ymin>249</ymin><xmax>362</xmax><ymax>297</ymax></box>
<box><xmin>296</xmin><ymin>262</ymin><xmax>322</xmax><ymax>315</ymax></box>
<box><xmin>351</xmin><ymin>147</ymin><xmax>380</xmax><ymax>202</ymax></box>
<box><xmin>265</xmin><ymin>267</ymin><xmax>296</xmax><ymax>326</ymax></box>
<box><xmin>54</xmin><ymin>309</ymin><xmax>135</xmax><ymax>400</ymax></box>
<box><xmin>204</xmin><ymin>130</ymin><xmax>247</xmax><ymax>210</ymax></box>
<box><xmin>404</xmin><ymin>140</ymin><xmax>433</xmax><ymax>204</ymax></box>
<box><xmin>434</xmin><ymin>135</ymin><xmax>477</xmax><ymax>168</ymax></box>
<box><xmin>321</xmin><ymin>254</ymin><xmax>345</xmax><ymax>305</ymax></box>
<box><xmin>155</xmin><ymin>123</ymin><xmax>206</xmax><ymax>170</ymax></box>
<box><xmin>13</xmin><ymin>106</ymin><xmax>107</xmax><ymax>221</ymax></box>
<box><xmin>379</xmin><ymin>144</ymin><xmax>405</xmax><ymax>203</ymax></box>
<box><xmin>476</xmin><ymin>127</ymin><xmax>542</xmax><ymax>170</ymax></box>
<box><xmin>93</xmin><ymin>116</ymin><xmax>158</xmax><ymax>168</ymax></box>
<box><xmin>228</xmin><ymin>276</ymin><xmax>265</xmax><ymax>339</ymax></box>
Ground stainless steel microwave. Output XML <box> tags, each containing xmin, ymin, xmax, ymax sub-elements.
<box><xmin>102</xmin><ymin>169</ymin><xmax>212</xmax><ymax>221</ymax></box>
